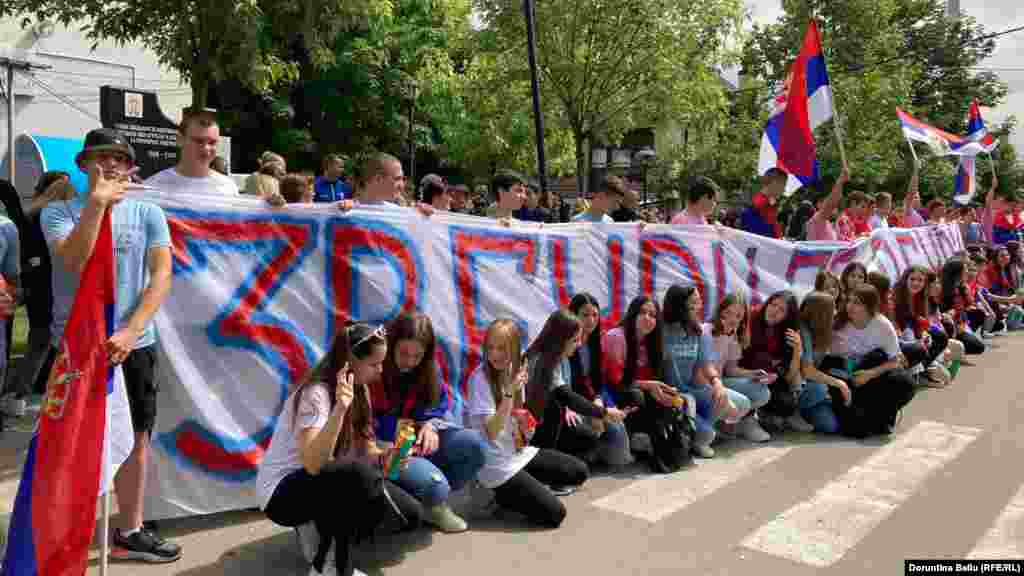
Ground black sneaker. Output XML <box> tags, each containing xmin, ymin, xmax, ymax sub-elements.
<box><xmin>111</xmin><ymin>528</ymin><xmax>182</xmax><ymax>563</ymax></box>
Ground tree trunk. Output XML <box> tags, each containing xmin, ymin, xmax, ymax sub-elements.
<box><xmin>191</xmin><ymin>74</ymin><xmax>209</xmax><ymax>110</ymax></box>
<box><xmin>574</xmin><ymin>130</ymin><xmax>586</xmax><ymax>200</ymax></box>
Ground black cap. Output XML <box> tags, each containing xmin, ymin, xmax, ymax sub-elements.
<box><xmin>76</xmin><ymin>128</ymin><xmax>135</xmax><ymax>165</ymax></box>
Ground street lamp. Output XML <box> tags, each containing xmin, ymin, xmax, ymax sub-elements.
<box><xmin>635</xmin><ymin>147</ymin><xmax>656</xmax><ymax>204</ymax></box>
<box><xmin>523</xmin><ymin>0</ymin><xmax>549</xmax><ymax>209</ymax></box>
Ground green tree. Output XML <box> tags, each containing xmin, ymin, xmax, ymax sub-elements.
<box><xmin>0</xmin><ymin>0</ymin><xmax>388</xmax><ymax>108</ymax></box>
<box><xmin>472</xmin><ymin>0</ymin><xmax>746</xmax><ymax>193</ymax></box>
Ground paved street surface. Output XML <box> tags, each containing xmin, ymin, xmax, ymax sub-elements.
<box><xmin>2</xmin><ymin>335</ymin><xmax>1024</xmax><ymax>575</ymax></box>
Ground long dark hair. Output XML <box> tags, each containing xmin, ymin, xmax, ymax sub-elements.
<box><xmin>835</xmin><ymin>284</ymin><xmax>881</xmax><ymax>330</ymax></box>
<box><xmin>893</xmin><ymin>265</ymin><xmax>931</xmax><ymax>333</ymax></box>
<box><xmin>380</xmin><ymin>312</ymin><xmax>440</xmax><ymax>412</ymax></box>
<box><xmin>941</xmin><ymin>259</ymin><xmax>967</xmax><ymax>312</ymax></box>
<box><xmin>525</xmin><ymin>309</ymin><xmax>581</xmax><ymax>417</ymax></box>
<box><xmin>748</xmin><ymin>290</ymin><xmax>799</xmax><ymax>357</ymax></box>
<box><xmin>568</xmin><ymin>293</ymin><xmax>603</xmax><ymax>400</ymax></box>
<box><xmin>987</xmin><ymin>246</ymin><xmax>1017</xmax><ymax>294</ymax></box>
<box><xmin>662</xmin><ymin>284</ymin><xmax>703</xmax><ymax>336</ymax></box>
<box><xmin>291</xmin><ymin>322</ymin><xmax>386</xmax><ymax>453</ymax></box>
<box><xmin>866</xmin><ymin>271</ymin><xmax>893</xmax><ymax>320</ymax></box>
<box><xmin>620</xmin><ymin>296</ymin><xmax>663</xmax><ymax>389</ymax></box>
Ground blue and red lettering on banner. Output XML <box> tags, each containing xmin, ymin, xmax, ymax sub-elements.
<box><xmin>140</xmin><ymin>194</ymin><xmax>963</xmax><ymax>520</ymax></box>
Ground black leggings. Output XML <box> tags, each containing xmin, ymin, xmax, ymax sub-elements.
<box><xmin>265</xmin><ymin>461</ymin><xmax>423</xmax><ymax>575</ymax></box>
<box><xmin>492</xmin><ymin>448</ymin><xmax>588</xmax><ymax>528</ymax></box>
<box><xmin>958</xmin><ymin>330</ymin><xmax>986</xmax><ymax>355</ymax></box>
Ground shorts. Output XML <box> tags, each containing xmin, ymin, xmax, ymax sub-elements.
<box><xmin>122</xmin><ymin>345</ymin><xmax>159</xmax><ymax>433</ymax></box>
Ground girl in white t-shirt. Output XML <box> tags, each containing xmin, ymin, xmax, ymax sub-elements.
<box><xmin>257</xmin><ymin>323</ymin><xmax>422</xmax><ymax>576</ymax></box>
<box><xmin>467</xmin><ymin>319</ymin><xmax>588</xmax><ymax>527</ymax></box>
<box><xmin>832</xmin><ymin>284</ymin><xmax>916</xmax><ymax>436</ymax></box>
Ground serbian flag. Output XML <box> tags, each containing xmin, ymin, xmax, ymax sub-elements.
<box><xmin>965</xmin><ymin>100</ymin><xmax>998</xmax><ymax>153</ymax></box>
<box><xmin>897</xmin><ymin>106</ymin><xmax>995</xmax><ymax>157</ymax></box>
<box><xmin>954</xmin><ymin>156</ymin><xmax>976</xmax><ymax>205</ymax></box>
<box><xmin>2</xmin><ymin>210</ymin><xmax>133</xmax><ymax>575</ymax></box>
<box><xmin>758</xmin><ymin>20</ymin><xmax>834</xmax><ymax>194</ymax></box>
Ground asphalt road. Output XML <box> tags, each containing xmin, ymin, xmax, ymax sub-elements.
<box><xmin>4</xmin><ymin>334</ymin><xmax>1024</xmax><ymax>576</ymax></box>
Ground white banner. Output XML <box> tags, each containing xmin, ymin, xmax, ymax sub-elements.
<box><xmin>140</xmin><ymin>191</ymin><xmax>964</xmax><ymax>519</ymax></box>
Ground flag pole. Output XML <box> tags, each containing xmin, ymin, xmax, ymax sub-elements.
<box><xmin>905</xmin><ymin>135</ymin><xmax>920</xmax><ymax>165</ymax></box>
<box><xmin>100</xmin><ymin>382</ymin><xmax>111</xmax><ymax>576</ymax></box>
<box><xmin>832</xmin><ymin>110</ymin><xmax>849</xmax><ymax>173</ymax></box>
<box><xmin>987</xmin><ymin>151</ymin><xmax>997</xmax><ymax>178</ymax></box>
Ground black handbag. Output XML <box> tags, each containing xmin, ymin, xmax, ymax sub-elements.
<box><xmin>646</xmin><ymin>402</ymin><xmax>694</xmax><ymax>474</ymax></box>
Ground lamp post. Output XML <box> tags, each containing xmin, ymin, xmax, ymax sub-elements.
<box><xmin>635</xmin><ymin>147</ymin><xmax>656</xmax><ymax>204</ymax></box>
<box><xmin>523</xmin><ymin>0</ymin><xmax>549</xmax><ymax>209</ymax></box>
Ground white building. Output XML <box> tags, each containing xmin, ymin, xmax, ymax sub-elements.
<box><xmin>0</xmin><ymin>18</ymin><xmax>192</xmax><ymax>195</ymax></box>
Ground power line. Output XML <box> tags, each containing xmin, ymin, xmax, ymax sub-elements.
<box><xmin>34</xmin><ymin>68</ymin><xmax>186</xmax><ymax>85</ymax></box>
<box><xmin>18</xmin><ymin>71</ymin><xmax>101</xmax><ymax>123</ymax></box>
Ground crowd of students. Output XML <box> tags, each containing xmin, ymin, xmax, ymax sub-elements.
<box><xmin>262</xmin><ymin>236</ymin><xmax>1024</xmax><ymax>574</ymax></box>
<box><xmin>6</xmin><ymin>109</ymin><xmax>1024</xmax><ymax>575</ymax></box>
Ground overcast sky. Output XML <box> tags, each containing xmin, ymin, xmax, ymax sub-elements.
<box><xmin>745</xmin><ymin>0</ymin><xmax>1024</xmax><ymax>156</ymax></box>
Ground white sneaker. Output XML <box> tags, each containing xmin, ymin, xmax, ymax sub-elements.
<box><xmin>738</xmin><ymin>417</ymin><xmax>771</xmax><ymax>442</ymax></box>
<box><xmin>3</xmin><ymin>397</ymin><xmax>25</xmax><ymax>418</ymax></box>
<box><xmin>426</xmin><ymin>504</ymin><xmax>468</xmax><ymax>533</ymax></box>
<box><xmin>785</xmin><ymin>413</ymin><xmax>815</xmax><ymax>432</ymax></box>
<box><xmin>692</xmin><ymin>444</ymin><xmax>715</xmax><ymax>458</ymax></box>
<box><xmin>308</xmin><ymin>564</ymin><xmax>339</xmax><ymax>576</ymax></box>
<box><xmin>295</xmin><ymin>523</ymin><xmax>318</xmax><ymax>563</ymax></box>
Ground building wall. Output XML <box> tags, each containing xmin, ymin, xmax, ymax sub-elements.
<box><xmin>0</xmin><ymin>18</ymin><xmax>192</xmax><ymax>188</ymax></box>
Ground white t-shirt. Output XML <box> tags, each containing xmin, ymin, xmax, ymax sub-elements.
<box><xmin>145</xmin><ymin>167</ymin><xmax>240</xmax><ymax>196</ymax></box>
<box><xmin>466</xmin><ymin>365</ymin><xmax>538</xmax><ymax>489</ymax></box>
<box><xmin>256</xmin><ymin>383</ymin><xmax>330</xmax><ymax>509</ymax></box>
<box><xmin>832</xmin><ymin>315</ymin><xmax>901</xmax><ymax>360</ymax></box>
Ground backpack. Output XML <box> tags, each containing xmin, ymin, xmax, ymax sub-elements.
<box><xmin>646</xmin><ymin>403</ymin><xmax>695</xmax><ymax>474</ymax></box>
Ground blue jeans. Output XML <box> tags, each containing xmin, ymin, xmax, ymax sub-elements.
<box><xmin>681</xmin><ymin>383</ymin><xmax>750</xmax><ymax>447</ymax></box>
<box><xmin>798</xmin><ymin>381</ymin><xmax>839</xmax><ymax>434</ymax></box>
<box><xmin>598</xmin><ymin>421</ymin><xmax>631</xmax><ymax>467</ymax></box>
<box><xmin>722</xmin><ymin>377</ymin><xmax>771</xmax><ymax>412</ymax></box>
<box><xmin>398</xmin><ymin>427</ymin><xmax>486</xmax><ymax>507</ymax></box>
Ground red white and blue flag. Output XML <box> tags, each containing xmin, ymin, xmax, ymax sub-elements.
<box><xmin>2</xmin><ymin>210</ymin><xmax>133</xmax><ymax>576</ymax></box>
<box><xmin>897</xmin><ymin>105</ymin><xmax>997</xmax><ymax>157</ymax></box>
<box><xmin>954</xmin><ymin>156</ymin><xmax>976</xmax><ymax>205</ymax></box>
<box><xmin>965</xmin><ymin>100</ymin><xmax>998</xmax><ymax>154</ymax></box>
<box><xmin>758</xmin><ymin>20</ymin><xmax>835</xmax><ymax>194</ymax></box>
<box><xmin>952</xmin><ymin>102</ymin><xmax>998</xmax><ymax>205</ymax></box>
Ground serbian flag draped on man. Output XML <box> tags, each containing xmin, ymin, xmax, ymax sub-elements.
<box><xmin>758</xmin><ymin>19</ymin><xmax>835</xmax><ymax>195</ymax></box>
<box><xmin>2</xmin><ymin>210</ymin><xmax>133</xmax><ymax>575</ymax></box>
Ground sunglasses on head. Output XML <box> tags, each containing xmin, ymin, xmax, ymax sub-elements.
<box><xmin>351</xmin><ymin>324</ymin><xmax>387</xmax><ymax>348</ymax></box>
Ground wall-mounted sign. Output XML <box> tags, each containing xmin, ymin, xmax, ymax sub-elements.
<box><xmin>100</xmin><ymin>86</ymin><xmax>179</xmax><ymax>179</ymax></box>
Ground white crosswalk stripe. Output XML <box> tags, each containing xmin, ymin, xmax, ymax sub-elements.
<box><xmin>590</xmin><ymin>420</ymin><xmax>989</xmax><ymax>569</ymax></box>
<box><xmin>739</xmin><ymin>420</ymin><xmax>981</xmax><ymax>567</ymax></box>
<box><xmin>968</xmin><ymin>484</ymin><xmax>1024</xmax><ymax>559</ymax></box>
<box><xmin>590</xmin><ymin>445</ymin><xmax>794</xmax><ymax>523</ymax></box>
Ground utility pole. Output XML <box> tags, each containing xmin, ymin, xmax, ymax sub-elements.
<box><xmin>523</xmin><ymin>0</ymin><xmax>549</xmax><ymax>205</ymax></box>
<box><xmin>1</xmin><ymin>56</ymin><xmax>48</xmax><ymax>189</ymax></box>
<box><xmin>946</xmin><ymin>0</ymin><xmax>959</xmax><ymax>18</ymax></box>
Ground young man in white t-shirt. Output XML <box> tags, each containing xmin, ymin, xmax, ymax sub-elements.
<box><xmin>145</xmin><ymin>109</ymin><xmax>284</xmax><ymax>206</ymax></box>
